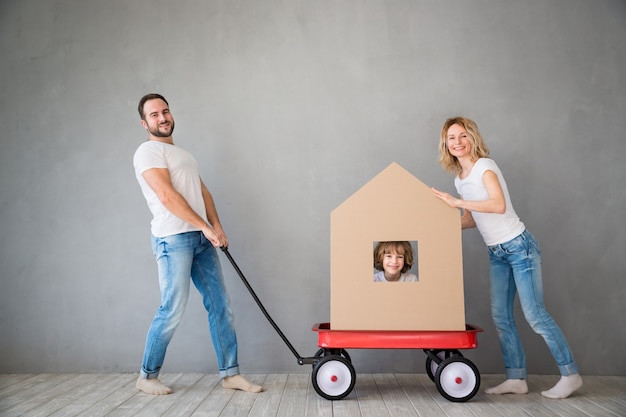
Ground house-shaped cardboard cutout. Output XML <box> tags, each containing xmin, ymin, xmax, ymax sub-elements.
<box><xmin>330</xmin><ymin>162</ymin><xmax>465</xmax><ymax>331</ymax></box>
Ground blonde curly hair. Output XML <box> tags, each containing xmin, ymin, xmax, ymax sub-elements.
<box><xmin>438</xmin><ymin>116</ymin><xmax>490</xmax><ymax>174</ymax></box>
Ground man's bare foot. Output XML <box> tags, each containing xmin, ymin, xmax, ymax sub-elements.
<box><xmin>136</xmin><ymin>377</ymin><xmax>173</xmax><ymax>395</ymax></box>
<box><xmin>222</xmin><ymin>375</ymin><xmax>263</xmax><ymax>393</ymax></box>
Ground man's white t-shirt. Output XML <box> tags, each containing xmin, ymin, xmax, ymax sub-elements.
<box><xmin>455</xmin><ymin>158</ymin><xmax>525</xmax><ymax>246</ymax></box>
<box><xmin>133</xmin><ymin>141</ymin><xmax>208</xmax><ymax>238</ymax></box>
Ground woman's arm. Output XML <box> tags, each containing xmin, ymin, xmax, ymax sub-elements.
<box><xmin>432</xmin><ymin>170</ymin><xmax>506</xmax><ymax>214</ymax></box>
<box><xmin>461</xmin><ymin>209</ymin><xmax>476</xmax><ymax>229</ymax></box>
<box><xmin>457</xmin><ymin>170</ymin><xmax>506</xmax><ymax>214</ymax></box>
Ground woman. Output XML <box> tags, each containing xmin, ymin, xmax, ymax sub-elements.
<box><xmin>432</xmin><ymin>116</ymin><xmax>582</xmax><ymax>399</ymax></box>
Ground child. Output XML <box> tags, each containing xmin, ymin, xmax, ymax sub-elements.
<box><xmin>373</xmin><ymin>241</ymin><xmax>418</xmax><ymax>282</ymax></box>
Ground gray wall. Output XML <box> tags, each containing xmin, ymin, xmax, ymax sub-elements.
<box><xmin>1</xmin><ymin>0</ymin><xmax>625</xmax><ymax>377</ymax></box>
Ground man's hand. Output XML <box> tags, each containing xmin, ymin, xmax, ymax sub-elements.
<box><xmin>202</xmin><ymin>224</ymin><xmax>228</xmax><ymax>248</ymax></box>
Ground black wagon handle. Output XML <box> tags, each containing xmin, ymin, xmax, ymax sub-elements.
<box><xmin>220</xmin><ymin>246</ymin><xmax>307</xmax><ymax>364</ymax></box>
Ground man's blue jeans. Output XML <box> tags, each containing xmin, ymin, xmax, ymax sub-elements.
<box><xmin>488</xmin><ymin>230</ymin><xmax>578</xmax><ymax>379</ymax></box>
<box><xmin>140</xmin><ymin>231</ymin><xmax>239</xmax><ymax>379</ymax></box>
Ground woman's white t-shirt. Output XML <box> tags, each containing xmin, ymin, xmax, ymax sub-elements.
<box><xmin>455</xmin><ymin>158</ymin><xmax>525</xmax><ymax>246</ymax></box>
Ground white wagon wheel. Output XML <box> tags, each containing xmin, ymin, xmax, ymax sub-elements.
<box><xmin>311</xmin><ymin>355</ymin><xmax>356</xmax><ymax>400</ymax></box>
<box><xmin>434</xmin><ymin>356</ymin><xmax>480</xmax><ymax>402</ymax></box>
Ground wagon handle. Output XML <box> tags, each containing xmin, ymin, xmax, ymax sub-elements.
<box><xmin>220</xmin><ymin>246</ymin><xmax>307</xmax><ymax>364</ymax></box>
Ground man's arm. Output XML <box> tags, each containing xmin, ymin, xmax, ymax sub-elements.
<box><xmin>141</xmin><ymin>168</ymin><xmax>224</xmax><ymax>247</ymax></box>
<box><xmin>200</xmin><ymin>179</ymin><xmax>228</xmax><ymax>248</ymax></box>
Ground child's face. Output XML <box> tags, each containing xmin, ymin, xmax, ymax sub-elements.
<box><xmin>382</xmin><ymin>250</ymin><xmax>405</xmax><ymax>280</ymax></box>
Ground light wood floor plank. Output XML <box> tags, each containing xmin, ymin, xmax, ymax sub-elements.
<box><xmin>575</xmin><ymin>374</ymin><xmax>626</xmax><ymax>416</ymax></box>
<box><xmin>75</xmin><ymin>373</ymin><xmax>152</xmax><ymax>417</ymax></box>
<box><xmin>14</xmin><ymin>374</ymin><xmax>110</xmax><ymax>417</ymax></box>
<box><xmin>304</xmin><ymin>373</ymin><xmax>334</xmax><ymax>417</ymax></box>
<box><xmin>353</xmin><ymin>373</ymin><xmax>392</xmax><ymax>417</ymax></box>
<box><xmin>48</xmin><ymin>374</ymin><xmax>133</xmax><ymax>417</ymax></box>
<box><xmin>274</xmin><ymin>373</ymin><xmax>308</xmax><ymax>417</ymax></box>
<box><xmin>217</xmin><ymin>374</ymin><xmax>265</xmax><ymax>417</ymax></box>
<box><xmin>247</xmin><ymin>373</ymin><xmax>286</xmax><ymax>417</ymax></box>
<box><xmin>159</xmin><ymin>373</ymin><xmax>221</xmax><ymax>417</ymax></box>
<box><xmin>188</xmin><ymin>374</ymin><xmax>237</xmax><ymax>417</ymax></box>
<box><xmin>373</xmin><ymin>373</ymin><xmax>420</xmax><ymax>416</ymax></box>
<box><xmin>0</xmin><ymin>373</ymin><xmax>78</xmax><ymax>416</ymax></box>
<box><xmin>0</xmin><ymin>374</ymin><xmax>35</xmax><ymax>394</ymax></box>
<box><xmin>394</xmin><ymin>373</ymin><xmax>449</xmax><ymax>417</ymax></box>
<box><xmin>0</xmin><ymin>373</ymin><xmax>624</xmax><ymax>417</ymax></box>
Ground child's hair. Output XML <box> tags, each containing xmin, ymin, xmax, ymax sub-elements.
<box><xmin>438</xmin><ymin>116</ymin><xmax>490</xmax><ymax>174</ymax></box>
<box><xmin>373</xmin><ymin>241</ymin><xmax>414</xmax><ymax>273</ymax></box>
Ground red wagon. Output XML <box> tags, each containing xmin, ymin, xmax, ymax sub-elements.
<box><xmin>310</xmin><ymin>322</ymin><xmax>482</xmax><ymax>401</ymax></box>
<box><xmin>222</xmin><ymin>248</ymin><xmax>483</xmax><ymax>402</ymax></box>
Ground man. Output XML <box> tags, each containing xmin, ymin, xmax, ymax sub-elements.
<box><xmin>133</xmin><ymin>93</ymin><xmax>262</xmax><ymax>395</ymax></box>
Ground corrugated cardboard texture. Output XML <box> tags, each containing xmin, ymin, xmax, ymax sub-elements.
<box><xmin>330</xmin><ymin>162</ymin><xmax>465</xmax><ymax>330</ymax></box>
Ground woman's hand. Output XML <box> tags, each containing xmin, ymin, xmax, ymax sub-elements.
<box><xmin>432</xmin><ymin>170</ymin><xmax>505</xmax><ymax>214</ymax></box>
<box><xmin>432</xmin><ymin>187</ymin><xmax>460</xmax><ymax>208</ymax></box>
<box><xmin>432</xmin><ymin>187</ymin><xmax>477</xmax><ymax>229</ymax></box>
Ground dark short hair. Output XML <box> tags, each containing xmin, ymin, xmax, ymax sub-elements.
<box><xmin>138</xmin><ymin>93</ymin><xmax>169</xmax><ymax>120</ymax></box>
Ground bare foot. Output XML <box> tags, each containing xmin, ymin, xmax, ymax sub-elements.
<box><xmin>222</xmin><ymin>375</ymin><xmax>263</xmax><ymax>393</ymax></box>
<box><xmin>136</xmin><ymin>377</ymin><xmax>173</xmax><ymax>395</ymax></box>
<box><xmin>485</xmin><ymin>379</ymin><xmax>528</xmax><ymax>394</ymax></box>
<box><xmin>541</xmin><ymin>374</ymin><xmax>583</xmax><ymax>399</ymax></box>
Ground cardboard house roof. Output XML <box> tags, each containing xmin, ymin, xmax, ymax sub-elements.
<box><xmin>330</xmin><ymin>162</ymin><xmax>465</xmax><ymax>330</ymax></box>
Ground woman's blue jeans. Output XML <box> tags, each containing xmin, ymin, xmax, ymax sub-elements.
<box><xmin>140</xmin><ymin>231</ymin><xmax>239</xmax><ymax>379</ymax></box>
<box><xmin>488</xmin><ymin>230</ymin><xmax>578</xmax><ymax>379</ymax></box>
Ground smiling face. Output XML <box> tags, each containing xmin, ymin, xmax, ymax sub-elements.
<box><xmin>446</xmin><ymin>123</ymin><xmax>472</xmax><ymax>160</ymax></box>
<box><xmin>382</xmin><ymin>249</ymin><xmax>406</xmax><ymax>281</ymax></box>
<box><xmin>438</xmin><ymin>117</ymin><xmax>490</xmax><ymax>174</ymax></box>
<box><xmin>374</xmin><ymin>241</ymin><xmax>414</xmax><ymax>279</ymax></box>
<box><xmin>141</xmin><ymin>98</ymin><xmax>175</xmax><ymax>142</ymax></box>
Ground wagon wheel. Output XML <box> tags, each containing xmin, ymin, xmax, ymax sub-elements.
<box><xmin>314</xmin><ymin>348</ymin><xmax>352</xmax><ymax>363</ymax></box>
<box><xmin>425</xmin><ymin>349</ymin><xmax>463</xmax><ymax>382</ymax></box>
<box><xmin>434</xmin><ymin>356</ymin><xmax>480</xmax><ymax>402</ymax></box>
<box><xmin>312</xmin><ymin>355</ymin><xmax>356</xmax><ymax>400</ymax></box>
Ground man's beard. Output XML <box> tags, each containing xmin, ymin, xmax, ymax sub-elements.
<box><xmin>149</xmin><ymin>121</ymin><xmax>175</xmax><ymax>138</ymax></box>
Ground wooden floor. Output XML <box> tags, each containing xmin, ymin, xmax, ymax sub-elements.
<box><xmin>0</xmin><ymin>373</ymin><xmax>624</xmax><ymax>417</ymax></box>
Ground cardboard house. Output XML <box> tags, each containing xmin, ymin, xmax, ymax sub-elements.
<box><xmin>330</xmin><ymin>162</ymin><xmax>465</xmax><ymax>331</ymax></box>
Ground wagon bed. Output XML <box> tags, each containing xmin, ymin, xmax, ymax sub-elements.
<box><xmin>310</xmin><ymin>323</ymin><xmax>483</xmax><ymax>401</ymax></box>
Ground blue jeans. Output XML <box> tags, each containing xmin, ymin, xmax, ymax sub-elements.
<box><xmin>488</xmin><ymin>230</ymin><xmax>578</xmax><ymax>379</ymax></box>
<box><xmin>140</xmin><ymin>231</ymin><xmax>239</xmax><ymax>379</ymax></box>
